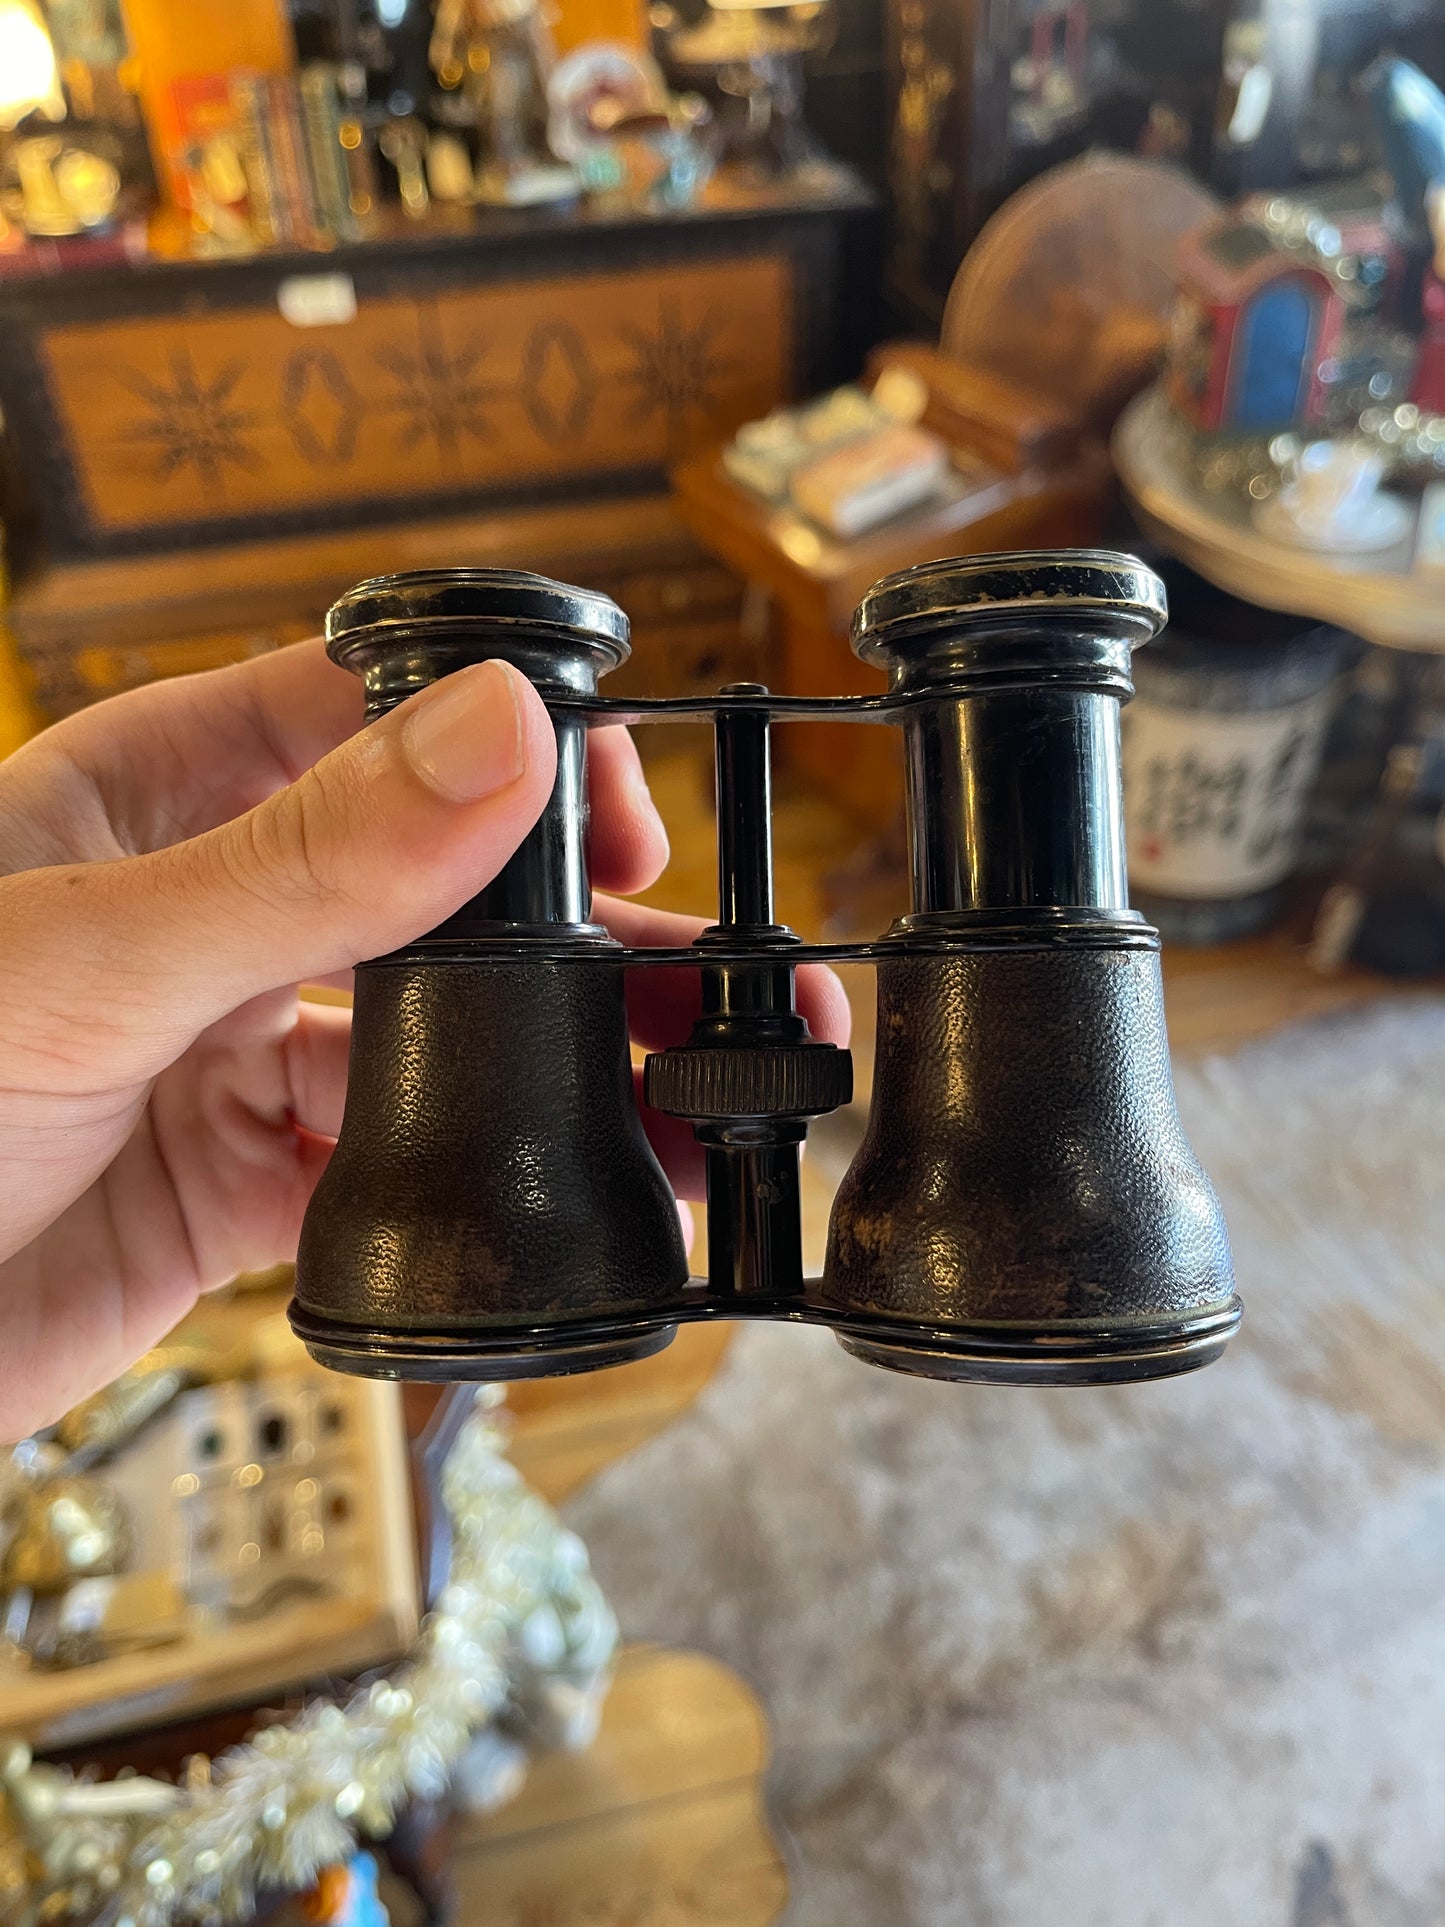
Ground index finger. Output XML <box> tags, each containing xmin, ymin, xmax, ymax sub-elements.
<box><xmin>586</xmin><ymin>724</ymin><xmax>670</xmax><ymax>897</ymax></box>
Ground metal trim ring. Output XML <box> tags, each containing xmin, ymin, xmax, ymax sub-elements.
<box><xmin>851</xmin><ymin>549</ymin><xmax>1168</xmax><ymax>662</ymax></box>
<box><xmin>325</xmin><ymin>567</ymin><xmax>631</xmax><ymax>663</ymax></box>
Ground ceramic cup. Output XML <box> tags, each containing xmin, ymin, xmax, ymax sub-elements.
<box><xmin>1290</xmin><ymin>439</ymin><xmax>1385</xmax><ymax>534</ymax></box>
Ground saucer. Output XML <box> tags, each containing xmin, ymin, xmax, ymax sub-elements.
<box><xmin>1254</xmin><ymin>489</ymin><xmax>1414</xmax><ymax>553</ymax></box>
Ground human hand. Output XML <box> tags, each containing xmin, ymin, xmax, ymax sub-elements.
<box><xmin>0</xmin><ymin>641</ymin><xmax>848</xmax><ymax>1438</ymax></box>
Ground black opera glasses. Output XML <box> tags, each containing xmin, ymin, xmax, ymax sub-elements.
<box><xmin>290</xmin><ymin>551</ymin><xmax>1239</xmax><ymax>1388</ymax></box>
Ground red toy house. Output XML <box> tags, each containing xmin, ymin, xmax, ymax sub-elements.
<box><xmin>1166</xmin><ymin>216</ymin><xmax>1345</xmax><ymax>434</ymax></box>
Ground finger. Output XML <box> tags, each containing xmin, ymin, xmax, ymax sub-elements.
<box><xmin>0</xmin><ymin>659</ymin><xmax>559</xmax><ymax>1086</ymax></box>
<box><xmin>285</xmin><ymin>998</ymin><xmax>352</xmax><ymax>1141</ymax></box>
<box><xmin>600</xmin><ymin>898</ymin><xmax>712</xmax><ymax>1048</ymax></box>
<box><xmin>586</xmin><ymin>726</ymin><xmax>669</xmax><ymax>895</ymax></box>
<box><xmin>596</xmin><ymin>895</ymin><xmax>708</xmax><ymax>948</ymax></box>
<box><xmin>797</xmin><ymin>964</ymin><xmax>852</xmax><ymax>1052</ymax></box>
<box><xmin>675</xmin><ymin>1199</ymin><xmax>696</xmax><ymax>1257</ymax></box>
<box><xmin>0</xmin><ymin>638</ymin><xmax>363</xmax><ymax>866</ymax></box>
<box><xmin>597</xmin><ymin>894</ymin><xmax>853</xmax><ymax>1053</ymax></box>
<box><xmin>635</xmin><ymin>1070</ymin><xmax>708</xmax><ymax>1199</ymax></box>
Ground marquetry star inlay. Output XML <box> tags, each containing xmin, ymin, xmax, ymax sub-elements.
<box><xmin>618</xmin><ymin>299</ymin><xmax>730</xmax><ymax>451</ymax></box>
<box><xmin>113</xmin><ymin>350</ymin><xmax>264</xmax><ymax>497</ymax></box>
<box><xmin>373</xmin><ymin>304</ymin><xmax>504</xmax><ymax>457</ymax></box>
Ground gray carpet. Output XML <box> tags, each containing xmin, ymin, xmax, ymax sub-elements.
<box><xmin>567</xmin><ymin>999</ymin><xmax>1445</xmax><ymax>1927</ymax></box>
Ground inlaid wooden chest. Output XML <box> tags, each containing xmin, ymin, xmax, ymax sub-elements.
<box><xmin>2</xmin><ymin>182</ymin><xmax>869</xmax><ymax>557</ymax></box>
<box><xmin>0</xmin><ymin>177</ymin><xmax>873</xmax><ymax>714</ymax></box>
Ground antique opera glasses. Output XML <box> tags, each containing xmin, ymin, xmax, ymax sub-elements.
<box><xmin>291</xmin><ymin>552</ymin><xmax>1238</xmax><ymax>1387</ymax></box>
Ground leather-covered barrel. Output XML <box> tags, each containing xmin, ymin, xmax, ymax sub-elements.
<box><xmin>821</xmin><ymin>552</ymin><xmax>1239</xmax><ymax>1385</ymax></box>
<box><xmin>289</xmin><ymin>569</ymin><xmax>688</xmax><ymax>1381</ymax></box>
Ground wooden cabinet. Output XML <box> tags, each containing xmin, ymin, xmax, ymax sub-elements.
<box><xmin>0</xmin><ymin>176</ymin><xmax>873</xmax><ymax>714</ymax></box>
<box><xmin>2</xmin><ymin>180</ymin><xmax>869</xmax><ymax>559</ymax></box>
<box><xmin>671</xmin><ymin>432</ymin><xmax>1110</xmax><ymax>821</ymax></box>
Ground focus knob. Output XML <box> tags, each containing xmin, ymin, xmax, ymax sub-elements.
<box><xmin>644</xmin><ymin>1042</ymin><xmax>852</xmax><ymax>1121</ymax></box>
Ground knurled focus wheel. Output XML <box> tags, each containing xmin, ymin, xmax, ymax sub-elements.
<box><xmin>643</xmin><ymin>1042</ymin><xmax>853</xmax><ymax>1122</ymax></box>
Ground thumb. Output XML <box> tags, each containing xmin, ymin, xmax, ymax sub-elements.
<box><xmin>2</xmin><ymin>659</ymin><xmax>559</xmax><ymax>1077</ymax></box>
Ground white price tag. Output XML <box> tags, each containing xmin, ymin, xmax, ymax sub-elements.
<box><xmin>277</xmin><ymin>273</ymin><xmax>358</xmax><ymax>328</ymax></box>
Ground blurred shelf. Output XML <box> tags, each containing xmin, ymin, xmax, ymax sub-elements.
<box><xmin>0</xmin><ymin>165</ymin><xmax>874</xmax><ymax>291</ymax></box>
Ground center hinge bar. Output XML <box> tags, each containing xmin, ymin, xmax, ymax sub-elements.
<box><xmin>642</xmin><ymin>684</ymin><xmax>852</xmax><ymax>1299</ymax></box>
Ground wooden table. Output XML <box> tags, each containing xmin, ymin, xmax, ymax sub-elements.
<box><xmin>1157</xmin><ymin>919</ymin><xmax>1402</xmax><ymax>1057</ymax></box>
<box><xmin>670</xmin><ymin>442</ymin><xmax>1111</xmax><ymax>822</ymax></box>
<box><xmin>450</xmin><ymin>1644</ymin><xmax>788</xmax><ymax>1927</ymax></box>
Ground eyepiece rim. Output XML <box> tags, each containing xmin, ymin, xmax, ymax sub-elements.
<box><xmin>326</xmin><ymin>568</ymin><xmax>631</xmax><ymax>663</ymax></box>
<box><xmin>851</xmin><ymin>549</ymin><xmax>1167</xmax><ymax>664</ymax></box>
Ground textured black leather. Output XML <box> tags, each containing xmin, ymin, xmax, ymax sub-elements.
<box><xmin>295</xmin><ymin>957</ymin><xmax>689</xmax><ymax>1334</ymax></box>
<box><xmin>822</xmin><ymin>946</ymin><xmax>1234</xmax><ymax>1330</ymax></box>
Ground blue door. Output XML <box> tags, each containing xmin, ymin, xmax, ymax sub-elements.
<box><xmin>1230</xmin><ymin>283</ymin><xmax>1315</xmax><ymax>429</ymax></box>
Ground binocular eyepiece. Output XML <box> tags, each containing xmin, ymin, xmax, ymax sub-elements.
<box><xmin>291</xmin><ymin>551</ymin><xmax>1237</xmax><ymax>1388</ymax></box>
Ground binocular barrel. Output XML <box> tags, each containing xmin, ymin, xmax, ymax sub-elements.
<box><xmin>291</xmin><ymin>571</ymin><xmax>690</xmax><ymax>1380</ymax></box>
<box><xmin>290</xmin><ymin>552</ymin><xmax>1238</xmax><ymax>1389</ymax></box>
<box><xmin>820</xmin><ymin>554</ymin><xmax>1237</xmax><ymax>1383</ymax></box>
<box><xmin>878</xmin><ymin>556</ymin><xmax>1139</xmax><ymax>916</ymax></box>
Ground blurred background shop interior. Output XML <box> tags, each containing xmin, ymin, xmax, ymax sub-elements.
<box><xmin>9</xmin><ymin>3</ymin><xmax>1445</xmax><ymax>1924</ymax></box>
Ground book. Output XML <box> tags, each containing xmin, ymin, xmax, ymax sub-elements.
<box><xmin>299</xmin><ymin>64</ymin><xmax>357</xmax><ymax>244</ymax></box>
<box><xmin>790</xmin><ymin>423</ymin><xmax>951</xmax><ymax>539</ymax></box>
<box><xmin>230</xmin><ymin>70</ymin><xmax>283</xmax><ymax>245</ymax></box>
<box><xmin>265</xmin><ymin>73</ymin><xmax>321</xmax><ymax>247</ymax></box>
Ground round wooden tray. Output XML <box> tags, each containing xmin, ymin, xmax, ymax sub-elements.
<box><xmin>1113</xmin><ymin>385</ymin><xmax>1444</xmax><ymax>652</ymax></box>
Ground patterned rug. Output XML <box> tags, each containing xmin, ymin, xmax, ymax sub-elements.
<box><xmin>568</xmin><ymin>997</ymin><xmax>1445</xmax><ymax>1927</ymax></box>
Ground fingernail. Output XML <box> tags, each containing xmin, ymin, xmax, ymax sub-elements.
<box><xmin>629</xmin><ymin>764</ymin><xmax>670</xmax><ymax>863</ymax></box>
<box><xmin>400</xmin><ymin>660</ymin><xmax>528</xmax><ymax>802</ymax></box>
